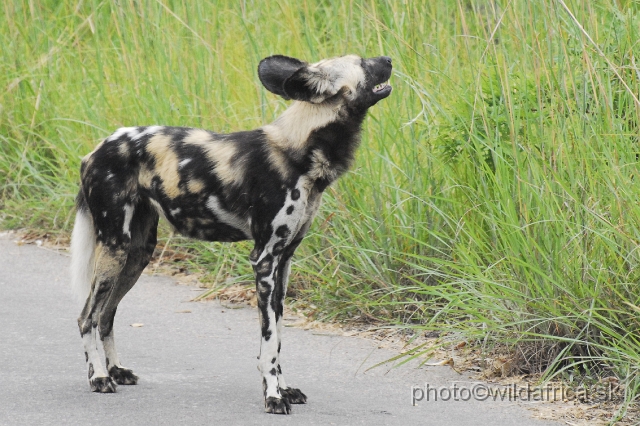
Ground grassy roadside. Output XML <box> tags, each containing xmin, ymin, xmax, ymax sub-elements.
<box><xmin>2</xmin><ymin>0</ymin><xmax>640</xmax><ymax>421</ymax></box>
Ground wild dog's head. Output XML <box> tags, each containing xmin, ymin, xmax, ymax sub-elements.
<box><xmin>258</xmin><ymin>54</ymin><xmax>392</xmax><ymax>109</ymax></box>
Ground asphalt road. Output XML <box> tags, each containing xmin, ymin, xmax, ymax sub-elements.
<box><xmin>0</xmin><ymin>234</ymin><xmax>560</xmax><ymax>425</ymax></box>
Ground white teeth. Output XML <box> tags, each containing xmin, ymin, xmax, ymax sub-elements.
<box><xmin>373</xmin><ymin>81</ymin><xmax>389</xmax><ymax>93</ymax></box>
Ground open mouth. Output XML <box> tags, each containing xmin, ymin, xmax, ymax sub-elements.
<box><xmin>372</xmin><ymin>81</ymin><xmax>390</xmax><ymax>93</ymax></box>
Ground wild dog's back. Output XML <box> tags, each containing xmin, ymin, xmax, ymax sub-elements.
<box><xmin>80</xmin><ymin>126</ymin><xmax>263</xmax><ymax>242</ymax></box>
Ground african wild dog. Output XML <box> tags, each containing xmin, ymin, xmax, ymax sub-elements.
<box><xmin>70</xmin><ymin>54</ymin><xmax>392</xmax><ymax>414</ymax></box>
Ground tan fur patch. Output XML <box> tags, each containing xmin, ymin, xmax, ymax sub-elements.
<box><xmin>265</xmin><ymin>145</ymin><xmax>291</xmax><ymax>180</ymax></box>
<box><xmin>146</xmin><ymin>134</ymin><xmax>181</xmax><ymax>198</ymax></box>
<box><xmin>308</xmin><ymin>149</ymin><xmax>337</xmax><ymax>182</ymax></box>
<box><xmin>91</xmin><ymin>244</ymin><xmax>127</xmax><ymax>291</ymax></box>
<box><xmin>184</xmin><ymin>129</ymin><xmax>244</xmax><ymax>186</ymax></box>
<box><xmin>183</xmin><ymin>128</ymin><xmax>213</xmax><ymax>145</ymax></box>
<box><xmin>118</xmin><ymin>141</ymin><xmax>130</xmax><ymax>158</ymax></box>
<box><xmin>139</xmin><ymin>164</ymin><xmax>154</xmax><ymax>190</ymax></box>
<box><xmin>187</xmin><ymin>178</ymin><xmax>205</xmax><ymax>193</ymax></box>
<box><xmin>209</xmin><ymin>142</ymin><xmax>243</xmax><ymax>186</ymax></box>
<box><xmin>262</xmin><ymin>102</ymin><xmax>341</xmax><ymax>153</ymax></box>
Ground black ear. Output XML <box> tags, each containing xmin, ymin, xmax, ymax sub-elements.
<box><xmin>258</xmin><ymin>55</ymin><xmax>307</xmax><ymax>99</ymax></box>
<box><xmin>283</xmin><ymin>66</ymin><xmax>337</xmax><ymax>104</ymax></box>
<box><xmin>281</xmin><ymin>68</ymin><xmax>317</xmax><ymax>103</ymax></box>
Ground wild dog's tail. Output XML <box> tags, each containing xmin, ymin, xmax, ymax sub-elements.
<box><xmin>70</xmin><ymin>191</ymin><xmax>96</xmax><ymax>305</ymax></box>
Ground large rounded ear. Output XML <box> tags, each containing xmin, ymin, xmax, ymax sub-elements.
<box><xmin>258</xmin><ymin>55</ymin><xmax>307</xmax><ymax>100</ymax></box>
<box><xmin>283</xmin><ymin>67</ymin><xmax>338</xmax><ymax>104</ymax></box>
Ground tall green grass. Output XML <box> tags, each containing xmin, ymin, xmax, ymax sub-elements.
<box><xmin>2</xmin><ymin>0</ymin><xmax>639</xmax><ymax>419</ymax></box>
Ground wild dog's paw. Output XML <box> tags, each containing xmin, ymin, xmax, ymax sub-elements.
<box><xmin>90</xmin><ymin>376</ymin><xmax>117</xmax><ymax>393</ymax></box>
<box><xmin>280</xmin><ymin>387</ymin><xmax>307</xmax><ymax>404</ymax></box>
<box><xmin>109</xmin><ymin>366</ymin><xmax>138</xmax><ymax>385</ymax></box>
<box><xmin>264</xmin><ymin>396</ymin><xmax>291</xmax><ymax>414</ymax></box>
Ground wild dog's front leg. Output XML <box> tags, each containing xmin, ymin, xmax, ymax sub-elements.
<box><xmin>251</xmin><ymin>181</ymin><xmax>313</xmax><ymax>413</ymax></box>
<box><xmin>103</xmin><ymin>328</ymin><xmax>138</xmax><ymax>385</ymax></box>
<box><xmin>274</xmin><ymin>241</ymin><xmax>307</xmax><ymax>405</ymax></box>
<box><xmin>252</xmin><ymin>248</ymin><xmax>290</xmax><ymax>414</ymax></box>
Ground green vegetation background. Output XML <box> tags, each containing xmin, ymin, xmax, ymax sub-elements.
<box><xmin>2</xmin><ymin>0</ymin><xmax>639</xmax><ymax>420</ymax></box>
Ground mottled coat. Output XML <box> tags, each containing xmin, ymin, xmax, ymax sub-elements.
<box><xmin>70</xmin><ymin>54</ymin><xmax>393</xmax><ymax>414</ymax></box>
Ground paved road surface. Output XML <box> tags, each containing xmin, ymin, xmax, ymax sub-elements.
<box><xmin>0</xmin><ymin>235</ymin><xmax>560</xmax><ymax>425</ymax></box>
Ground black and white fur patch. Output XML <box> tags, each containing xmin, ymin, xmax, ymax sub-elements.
<box><xmin>70</xmin><ymin>54</ymin><xmax>393</xmax><ymax>414</ymax></box>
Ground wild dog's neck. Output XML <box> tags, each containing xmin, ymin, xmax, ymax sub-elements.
<box><xmin>262</xmin><ymin>101</ymin><xmax>367</xmax><ymax>186</ymax></box>
<box><xmin>262</xmin><ymin>101</ymin><xmax>343</xmax><ymax>153</ymax></box>
<box><xmin>304</xmin><ymin>105</ymin><xmax>367</xmax><ymax>187</ymax></box>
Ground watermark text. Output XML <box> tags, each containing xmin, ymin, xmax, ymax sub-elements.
<box><xmin>411</xmin><ymin>382</ymin><xmax>620</xmax><ymax>405</ymax></box>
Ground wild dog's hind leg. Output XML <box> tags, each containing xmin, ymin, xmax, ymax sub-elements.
<box><xmin>78</xmin><ymin>243</ymin><xmax>129</xmax><ymax>393</ymax></box>
<box><xmin>101</xmin><ymin>203</ymin><xmax>159</xmax><ymax>385</ymax></box>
